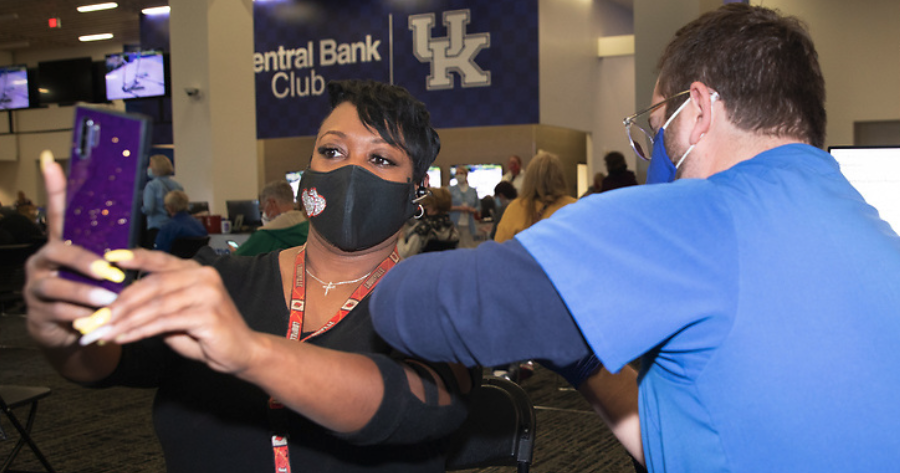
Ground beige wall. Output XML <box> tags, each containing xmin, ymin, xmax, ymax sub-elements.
<box><xmin>759</xmin><ymin>0</ymin><xmax>900</xmax><ymax>148</ymax></box>
<box><xmin>258</xmin><ymin>124</ymin><xmax>585</xmax><ymax>197</ymax></box>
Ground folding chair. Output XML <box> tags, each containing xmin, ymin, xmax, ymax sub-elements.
<box><xmin>445</xmin><ymin>376</ymin><xmax>536</xmax><ymax>472</ymax></box>
<box><xmin>0</xmin><ymin>385</ymin><xmax>56</xmax><ymax>473</ymax></box>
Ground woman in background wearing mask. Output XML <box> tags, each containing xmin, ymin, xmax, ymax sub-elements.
<box><xmin>141</xmin><ymin>154</ymin><xmax>183</xmax><ymax>248</ymax></box>
<box><xmin>448</xmin><ymin>166</ymin><xmax>480</xmax><ymax>248</ymax></box>
<box><xmin>24</xmin><ymin>80</ymin><xmax>473</xmax><ymax>473</ymax></box>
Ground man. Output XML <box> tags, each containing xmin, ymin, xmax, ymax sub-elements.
<box><xmin>154</xmin><ymin>190</ymin><xmax>208</xmax><ymax>253</ymax></box>
<box><xmin>501</xmin><ymin>154</ymin><xmax>524</xmax><ymax>191</ymax></box>
<box><xmin>233</xmin><ymin>180</ymin><xmax>308</xmax><ymax>256</ymax></box>
<box><xmin>599</xmin><ymin>151</ymin><xmax>637</xmax><ymax>192</ymax></box>
<box><xmin>369</xmin><ymin>4</ymin><xmax>900</xmax><ymax>472</ymax></box>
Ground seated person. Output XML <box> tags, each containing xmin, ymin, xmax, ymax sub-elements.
<box><xmin>0</xmin><ymin>206</ymin><xmax>45</xmax><ymax>244</ymax></box>
<box><xmin>25</xmin><ymin>79</ymin><xmax>473</xmax><ymax>473</ymax></box>
<box><xmin>234</xmin><ymin>180</ymin><xmax>309</xmax><ymax>256</ymax></box>
<box><xmin>154</xmin><ymin>190</ymin><xmax>209</xmax><ymax>253</ymax></box>
<box><xmin>398</xmin><ymin>187</ymin><xmax>459</xmax><ymax>258</ymax></box>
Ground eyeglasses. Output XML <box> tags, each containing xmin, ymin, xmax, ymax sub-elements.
<box><xmin>623</xmin><ymin>90</ymin><xmax>690</xmax><ymax>161</ymax></box>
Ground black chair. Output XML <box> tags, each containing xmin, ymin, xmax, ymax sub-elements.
<box><xmin>0</xmin><ymin>241</ymin><xmax>44</xmax><ymax>315</ymax></box>
<box><xmin>168</xmin><ymin>236</ymin><xmax>210</xmax><ymax>259</ymax></box>
<box><xmin>445</xmin><ymin>376</ymin><xmax>536</xmax><ymax>472</ymax></box>
<box><xmin>0</xmin><ymin>385</ymin><xmax>56</xmax><ymax>473</ymax></box>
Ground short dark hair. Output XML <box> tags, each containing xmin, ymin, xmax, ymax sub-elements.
<box><xmin>604</xmin><ymin>151</ymin><xmax>627</xmax><ymax>172</ymax></box>
<box><xmin>657</xmin><ymin>4</ymin><xmax>826</xmax><ymax>148</ymax></box>
<box><xmin>494</xmin><ymin>180</ymin><xmax>518</xmax><ymax>200</ymax></box>
<box><xmin>326</xmin><ymin>80</ymin><xmax>441</xmax><ymax>183</ymax></box>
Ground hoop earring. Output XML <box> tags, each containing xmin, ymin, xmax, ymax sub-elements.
<box><xmin>414</xmin><ymin>204</ymin><xmax>425</xmax><ymax>219</ymax></box>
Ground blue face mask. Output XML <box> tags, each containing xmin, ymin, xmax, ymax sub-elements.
<box><xmin>646</xmin><ymin>128</ymin><xmax>676</xmax><ymax>184</ymax></box>
<box><xmin>644</xmin><ymin>92</ymin><xmax>718</xmax><ymax>185</ymax></box>
<box><xmin>147</xmin><ymin>168</ymin><xmax>156</xmax><ymax>179</ymax></box>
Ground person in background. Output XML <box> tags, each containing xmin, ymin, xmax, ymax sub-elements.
<box><xmin>368</xmin><ymin>5</ymin><xmax>900</xmax><ymax>471</ymax></box>
<box><xmin>398</xmin><ymin>187</ymin><xmax>459</xmax><ymax>258</ymax></box>
<box><xmin>154</xmin><ymin>190</ymin><xmax>209</xmax><ymax>253</ymax></box>
<box><xmin>493</xmin><ymin>151</ymin><xmax>576</xmax><ymax>243</ymax></box>
<box><xmin>448</xmin><ymin>166</ymin><xmax>480</xmax><ymax>248</ymax></box>
<box><xmin>25</xmin><ymin>79</ymin><xmax>472</xmax><ymax>473</ymax></box>
<box><xmin>233</xmin><ymin>180</ymin><xmax>309</xmax><ymax>256</ymax></box>
<box><xmin>502</xmin><ymin>155</ymin><xmax>525</xmax><ymax>191</ymax></box>
<box><xmin>599</xmin><ymin>151</ymin><xmax>637</xmax><ymax>193</ymax></box>
<box><xmin>490</xmin><ymin>180</ymin><xmax>518</xmax><ymax>240</ymax></box>
<box><xmin>579</xmin><ymin>172</ymin><xmax>607</xmax><ymax>198</ymax></box>
<box><xmin>142</xmin><ymin>154</ymin><xmax>183</xmax><ymax>249</ymax></box>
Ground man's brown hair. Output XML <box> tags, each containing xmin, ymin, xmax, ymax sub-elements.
<box><xmin>657</xmin><ymin>4</ymin><xmax>826</xmax><ymax>148</ymax></box>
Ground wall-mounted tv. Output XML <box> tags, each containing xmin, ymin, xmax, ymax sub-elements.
<box><xmin>449</xmin><ymin>164</ymin><xmax>504</xmax><ymax>199</ymax></box>
<box><xmin>105</xmin><ymin>50</ymin><xmax>168</xmax><ymax>100</ymax></box>
<box><xmin>426</xmin><ymin>165</ymin><xmax>441</xmax><ymax>187</ymax></box>
<box><xmin>285</xmin><ymin>170</ymin><xmax>303</xmax><ymax>202</ymax></box>
<box><xmin>227</xmin><ymin>199</ymin><xmax>262</xmax><ymax>230</ymax></box>
<box><xmin>0</xmin><ymin>65</ymin><xmax>30</xmax><ymax>110</ymax></box>
<box><xmin>829</xmin><ymin>146</ymin><xmax>900</xmax><ymax>233</ymax></box>
<box><xmin>37</xmin><ymin>57</ymin><xmax>95</xmax><ymax>105</ymax></box>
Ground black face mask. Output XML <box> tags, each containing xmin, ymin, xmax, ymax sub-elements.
<box><xmin>299</xmin><ymin>165</ymin><xmax>416</xmax><ymax>252</ymax></box>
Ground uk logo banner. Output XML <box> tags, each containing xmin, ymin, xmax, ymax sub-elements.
<box><xmin>253</xmin><ymin>0</ymin><xmax>538</xmax><ymax>139</ymax></box>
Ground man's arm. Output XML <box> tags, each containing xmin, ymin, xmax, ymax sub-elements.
<box><xmin>370</xmin><ymin>239</ymin><xmax>592</xmax><ymax>371</ymax></box>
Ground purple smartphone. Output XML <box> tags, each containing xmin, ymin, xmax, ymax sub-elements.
<box><xmin>60</xmin><ymin>106</ymin><xmax>152</xmax><ymax>293</ymax></box>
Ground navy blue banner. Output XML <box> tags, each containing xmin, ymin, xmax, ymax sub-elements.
<box><xmin>253</xmin><ymin>0</ymin><xmax>539</xmax><ymax>139</ymax></box>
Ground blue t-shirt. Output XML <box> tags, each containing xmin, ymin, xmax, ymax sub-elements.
<box><xmin>517</xmin><ymin>144</ymin><xmax>900</xmax><ymax>472</ymax></box>
<box><xmin>142</xmin><ymin>176</ymin><xmax>184</xmax><ymax>229</ymax></box>
<box><xmin>371</xmin><ymin>144</ymin><xmax>900</xmax><ymax>472</ymax></box>
<box><xmin>155</xmin><ymin>211</ymin><xmax>208</xmax><ymax>253</ymax></box>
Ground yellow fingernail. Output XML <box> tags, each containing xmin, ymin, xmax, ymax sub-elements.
<box><xmin>104</xmin><ymin>249</ymin><xmax>134</xmax><ymax>262</ymax></box>
<box><xmin>90</xmin><ymin>260</ymin><xmax>125</xmax><ymax>283</ymax></box>
<box><xmin>40</xmin><ymin>150</ymin><xmax>54</xmax><ymax>172</ymax></box>
<box><xmin>73</xmin><ymin>307</ymin><xmax>112</xmax><ymax>335</ymax></box>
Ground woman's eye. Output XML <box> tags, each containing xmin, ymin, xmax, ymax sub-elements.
<box><xmin>370</xmin><ymin>154</ymin><xmax>395</xmax><ymax>167</ymax></box>
<box><xmin>317</xmin><ymin>147</ymin><xmax>343</xmax><ymax>159</ymax></box>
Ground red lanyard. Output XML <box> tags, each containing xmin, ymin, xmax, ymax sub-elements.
<box><xmin>270</xmin><ymin>245</ymin><xmax>399</xmax><ymax>473</ymax></box>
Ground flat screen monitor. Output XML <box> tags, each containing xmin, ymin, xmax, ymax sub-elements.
<box><xmin>226</xmin><ymin>199</ymin><xmax>262</xmax><ymax>230</ymax></box>
<box><xmin>37</xmin><ymin>57</ymin><xmax>94</xmax><ymax>105</ymax></box>
<box><xmin>0</xmin><ymin>65</ymin><xmax>30</xmax><ymax>110</ymax></box>
<box><xmin>450</xmin><ymin>164</ymin><xmax>504</xmax><ymax>199</ymax></box>
<box><xmin>285</xmin><ymin>170</ymin><xmax>303</xmax><ymax>202</ymax></box>
<box><xmin>105</xmin><ymin>50</ymin><xmax>167</xmax><ymax>100</ymax></box>
<box><xmin>829</xmin><ymin>146</ymin><xmax>900</xmax><ymax>233</ymax></box>
<box><xmin>426</xmin><ymin>166</ymin><xmax>441</xmax><ymax>187</ymax></box>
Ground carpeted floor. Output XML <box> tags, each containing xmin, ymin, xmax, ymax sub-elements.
<box><xmin>0</xmin><ymin>310</ymin><xmax>638</xmax><ymax>472</ymax></box>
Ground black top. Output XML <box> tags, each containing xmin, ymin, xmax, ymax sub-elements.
<box><xmin>100</xmin><ymin>248</ymin><xmax>467</xmax><ymax>473</ymax></box>
<box><xmin>0</xmin><ymin>212</ymin><xmax>44</xmax><ymax>244</ymax></box>
<box><xmin>601</xmin><ymin>169</ymin><xmax>638</xmax><ymax>192</ymax></box>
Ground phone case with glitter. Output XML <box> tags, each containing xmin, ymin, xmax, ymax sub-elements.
<box><xmin>60</xmin><ymin>106</ymin><xmax>152</xmax><ymax>293</ymax></box>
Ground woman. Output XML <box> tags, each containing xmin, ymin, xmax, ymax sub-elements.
<box><xmin>142</xmin><ymin>154</ymin><xmax>184</xmax><ymax>248</ymax></box>
<box><xmin>493</xmin><ymin>151</ymin><xmax>577</xmax><ymax>243</ymax></box>
<box><xmin>398</xmin><ymin>187</ymin><xmax>459</xmax><ymax>258</ymax></box>
<box><xmin>448</xmin><ymin>166</ymin><xmax>480</xmax><ymax>248</ymax></box>
<box><xmin>25</xmin><ymin>80</ymin><xmax>472</xmax><ymax>473</ymax></box>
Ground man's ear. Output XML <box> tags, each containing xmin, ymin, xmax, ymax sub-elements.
<box><xmin>687</xmin><ymin>81</ymin><xmax>716</xmax><ymax>145</ymax></box>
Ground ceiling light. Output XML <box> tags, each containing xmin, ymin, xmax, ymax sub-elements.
<box><xmin>142</xmin><ymin>6</ymin><xmax>171</xmax><ymax>16</ymax></box>
<box><xmin>77</xmin><ymin>3</ymin><xmax>118</xmax><ymax>13</ymax></box>
<box><xmin>79</xmin><ymin>33</ymin><xmax>114</xmax><ymax>42</ymax></box>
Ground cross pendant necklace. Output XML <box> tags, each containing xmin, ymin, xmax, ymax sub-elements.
<box><xmin>305</xmin><ymin>268</ymin><xmax>373</xmax><ymax>296</ymax></box>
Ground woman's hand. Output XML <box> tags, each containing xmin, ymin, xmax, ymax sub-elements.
<box><xmin>25</xmin><ymin>152</ymin><xmax>123</xmax><ymax>349</ymax></box>
<box><xmin>93</xmin><ymin>249</ymin><xmax>261</xmax><ymax>375</ymax></box>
